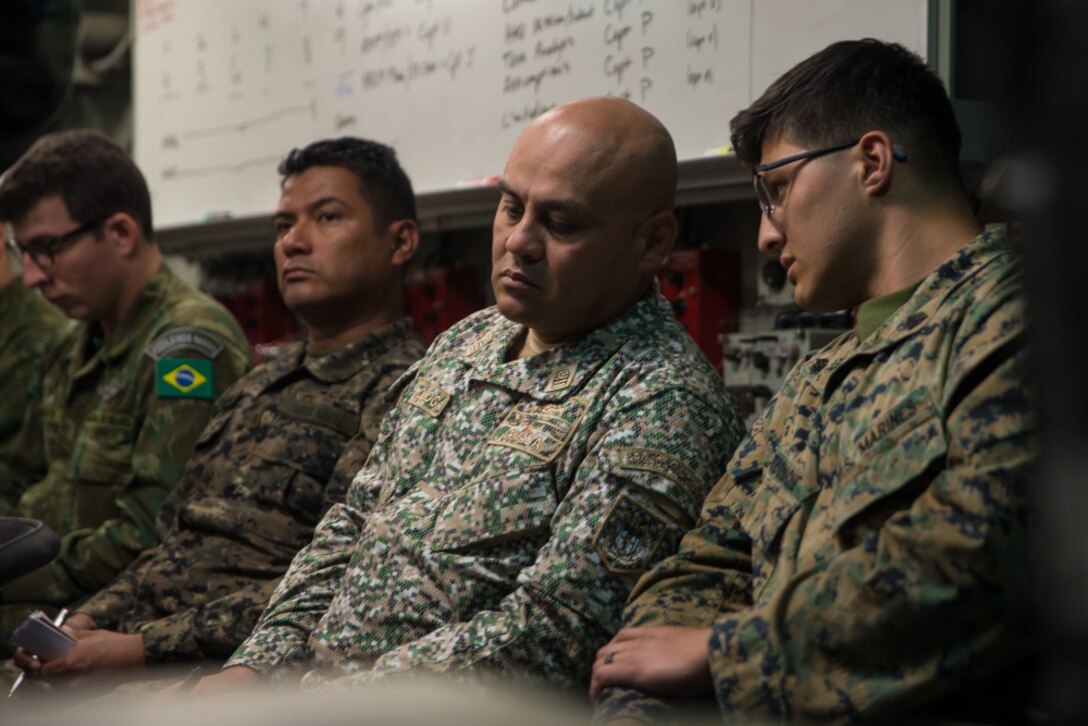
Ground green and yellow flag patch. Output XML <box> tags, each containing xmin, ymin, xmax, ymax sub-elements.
<box><xmin>156</xmin><ymin>358</ymin><xmax>213</xmax><ymax>399</ymax></box>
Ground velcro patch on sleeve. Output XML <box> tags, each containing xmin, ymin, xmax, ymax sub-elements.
<box><xmin>145</xmin><ymin>327</ymin><xmax>224</xmax><ymax>360</ymax></box>
<box><xmin>592</xmin><ymin>490</ymin><xmax>672</xmax><ymax>575</ymax></box>
<box><xmin>156</xmin><ymin>358</ymin><xmax>214</xmax><ymax>399</ymax></box>
<box><xmin>616</xmin><ymin>446</ymin><xmax>704</xmax><ymax>508</ymax></box>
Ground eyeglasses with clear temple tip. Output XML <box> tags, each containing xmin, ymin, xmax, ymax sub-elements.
<box><xmin>752</xmin><ymin>139</ymin><xmax>908</xmax><ymax>217</ymax></box>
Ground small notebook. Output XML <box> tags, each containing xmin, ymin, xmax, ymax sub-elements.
<box><xmin>9</xmin><ymin>610</ymin><xmax>76</xmax><ymax>661</ymax></box>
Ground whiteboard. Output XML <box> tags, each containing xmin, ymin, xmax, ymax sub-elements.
<box><xmin>134</xmin><ymin>0</ymin><xmax>929</xmax><ymax>229</ymax></box>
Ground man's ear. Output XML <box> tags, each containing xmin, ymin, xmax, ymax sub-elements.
<box><xmin>857</xmin><ymin>130</ymin><xmax>898</xmax><ymax>197</ymax></box>
<box><xmin>635</xmin><ymin>210</ymin><xmax>678</xmax><ymax>274</ymax></box>
<box><xmin>102</xmin><ymin>212</ymin><xmax>143</xmax><ymax>257</ymax></box>
<box><xmin>388</xmin><ymin>219</ymin><xmax>420</xmax><ymax>267</ymax></box>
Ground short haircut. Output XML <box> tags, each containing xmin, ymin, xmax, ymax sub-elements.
<box><xmin>0</xmin><ymin>129</ymin><xmax>154</xmax><ymax>238</ymax></box>
<box><xmin>277</xmin><ymin>137</ymin><xmax>416</xmax><ymax>227</ymax></box>
<box><xmin>730</xmin><ymin>39</ymin><xmax>964</xmax><ymax>192</ymax></box>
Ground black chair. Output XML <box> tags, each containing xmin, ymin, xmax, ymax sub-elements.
<box><xmin>0</xmin><ymin>518</ymin><xmax>59</xmax><ymax>587</ymax></box>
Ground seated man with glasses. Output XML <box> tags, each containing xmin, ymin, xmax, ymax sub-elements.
<box><xmin>0</xmin><ymin>130</ymin><xmax>251</xmax><ymax>654</ymax></box>
<box><xmin>591</xmin><ymin>39</ymin><xmax>1036</xmax><ymax>722</ymax></box>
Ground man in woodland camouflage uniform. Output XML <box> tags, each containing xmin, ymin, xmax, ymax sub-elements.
<box><xmin>0</xmin><ymin>230</ymin><xmax>64</xmax><ymax>495</ymax></box>
<box><xmin>591</xmin><ymin>39</ymin><xmax>1036</xmax><ymax>723</ymax></box>
<box><xmin>190</xmin><ymin>97</ymin><xmax>744</xmax><ymax>695</ymax></box>
<box><xmin>10</xmin><ymin>138</ymin><xmax>425</xmax><ymax>687</ymax></box>
<box><xmin>0</xmin><ymin>131</ymin><xmax>251</xmax><ymax>649</ymax></box>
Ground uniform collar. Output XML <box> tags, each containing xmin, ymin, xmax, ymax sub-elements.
<box><xmin>69</xmin><ymin>263</ymin><xmax>176</xmax><ymax>377</ymax></box>
<box><xmin>799</xmin><ymin>227</ymin><xmax>1014</xmax><ymax>380</ymax></box>
<box><xmin>303</xmin><ymin>317</ymin><xmax>418</xmax><ymax>383</ymax></box>
<box><xmin>0</xmin><ymin>280</ymin><xmax>51</xmax><ymax>320</ymax></box>
<box><xmin>461</xmin><ymin>286</ymin><xmax>672</xmax><ymax>401</ymax></box>
<box><xmin>855</xmin><ymin>227</ymin><xmax>1013</xmax><ymax>354</ymax></box>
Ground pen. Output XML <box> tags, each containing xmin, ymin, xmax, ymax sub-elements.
<box><xmin>7</xmin><ymin>608</ymin><xmax>69</xmax><ymax>699</ymax></box>
<box><xmin>173</xmin><ymin>665</ymin><xmax>203</xmax><ymax>697</ymax></box>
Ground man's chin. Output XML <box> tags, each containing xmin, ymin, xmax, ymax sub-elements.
<box><xmin>48</xmin><ymin>299</ymin><xmax>89</xmax><ymax>320</ymax></box>
<box><xmin>495</xmin><ymin>297</ymin><xmax>540</xmax><ymax>326</ymax></box>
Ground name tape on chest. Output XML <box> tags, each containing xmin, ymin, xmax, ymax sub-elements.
<box><xmin>487</xmin><ymin>398</ymin><xmax>588</xmax><ymax>462</ymax></box>
<box><xmin>854</xmin><ymin>397</ymin><xmax>926</xmax><ymax>455</ymax></box>
<box><xmin>278</xmin><ymin>398</ymin><xmax>359</xmax><ymax>437</ymax></box>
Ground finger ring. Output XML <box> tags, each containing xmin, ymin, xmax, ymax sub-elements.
<box><xmin>604</xmin><ymin>652</ymin><xmax>615</xmax><ymax>665</ymax></box>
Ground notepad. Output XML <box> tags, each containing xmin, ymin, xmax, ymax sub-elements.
<box><xmin>9</xmin><ymin>611</ymin><xmax>76</xmax><ymax>661</ymax></box>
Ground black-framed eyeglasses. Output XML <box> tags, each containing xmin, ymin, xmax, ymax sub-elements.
<box><xmin>5</xmin><ymin>215</ymin><xmax>109</xmax><ymax>269</ymax></box>
<box><xmin>752</xmin><ymin>139</ymin><xmax>908</xmax><ymax>217</ymax></box>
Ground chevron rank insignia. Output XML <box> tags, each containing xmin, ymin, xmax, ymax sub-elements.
<box><xmin>156</xmin><ymin>358</ymin><xmax>213</xmax><ymax>399</ymax></box>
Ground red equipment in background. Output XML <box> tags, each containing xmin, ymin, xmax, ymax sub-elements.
<box><xmin>656</xmin><ymin>248</ymin><xmax>740</xmax><ymax>372</ymax></box>
<box><xmin>216</xmin><ymin>277</ymin><xmax>302</xmax><ymax>349</ymax></box>
<box><xmin>405</xmin><ymin>267</ymin><xmax>485</xmax><ymax>347</ymax></box>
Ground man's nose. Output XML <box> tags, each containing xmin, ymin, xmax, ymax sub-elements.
<box><xmin>756</xmin><ymin>213</ymin><xmax>785</xmax><ymax>255</ymax></box>
<box><xmin>504</xmin><ymin>216</ymin><xmax>544</xmax><ymax>262</ymax></box>
<box><xmin>276</xmin><ymin>221</ymin><xmax>311</xmax><ymax>257</ymax></box>
<box><xmin>20</xmin><ymin>254</ymin><xmax>49</xmax><ymax>288</ymax></box>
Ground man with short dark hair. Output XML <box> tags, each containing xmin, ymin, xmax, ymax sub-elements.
<box><xmin>189</xmin><ymin>97</ymin><xmax>743</xmax><ymax>695</ymax></box>
<box><xmin>592</xmin><ymin>39</ymin><xmax>1035</xmax><ymax>722</ymax></box>
<box><xmin>0</xmin><ymin>130</ymin><xmax>252</xmax><ymax>649</ymax></box>
<box><xmin>9</xmin><ymin>137</ymin><xmax>425</xmax><ymax>685</ymax></box>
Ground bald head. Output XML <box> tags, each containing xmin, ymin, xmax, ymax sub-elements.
<box><xmin>492</xmin><ymin>97</ymin><xmax>680</xmax><ymax>345</ymax></box>
<box><xmin>517</xmin><ymin>97</ymin><xmax>677</xmax><ymax>214</ymax></box>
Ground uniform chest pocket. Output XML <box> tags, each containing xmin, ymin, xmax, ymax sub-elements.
<box><xmin>722</xmin><ymin>451</ymin><xmax>814</xmax><ymax>559</ymax></box>
<box><xmin>192</xmin><ymin>405</ymin><xmax>234</xmax><ymax>450</ymax></box>
<box><xmin>431</xmin><ymin>468</ymin><xmax>558</xmax><ymax>553</ymax></box>
<box><xmin>833</xmin><ymin>394</ymin><xmax>947</xmax><ymax>536</ymax></box>
<box><xmin>71</xmin><ymin>418</ymin><xmax>134</xmax><ymax>527</ymax></box>
<box><xmin>42</xmin><ymin>408</ymin><xmax>69</xmax><ymax>462</ymax></box>
<box><xmin>251</xmin><ymin>416</ymin><xmax>351</xmax><ymax>521</ymax></box>
<box><xmin>72</xmin><ymin>418</ymin><xmax>134</xmax><ymax>484</ymax></box>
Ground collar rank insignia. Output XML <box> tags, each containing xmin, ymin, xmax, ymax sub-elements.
<box><xmin>544</xmin><ymin>364</ymin><xmax>577</xmax><ymax>393</ymax></box>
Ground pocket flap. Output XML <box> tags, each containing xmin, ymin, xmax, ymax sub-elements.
<box><xmin>834</xmin><ymin>393</ymin><xmax>947</xmax><ymax>532</ymax></box>
<box><xmin>431</xmin><ymin>469</ymin><xmax>556</xmax><ymax>552</ymax></box>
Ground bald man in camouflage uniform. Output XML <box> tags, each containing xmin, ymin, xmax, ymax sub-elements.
<box><xmin>0</xmin><ymin>131</ymin><xmax>251</xmax><ymax>650</ymax></box>
<box><xmin>190</xmin><ymin>98</ymin><xmax>743</xmax><ymax>696</ymax></box>
<box><xmin>9</xmin><ymin>138</ymin><xmax>425</xmax><ymax>688</ymax></box>
<box><xmin>0</xmin><ymin>241</ymin><xmax>64</xmax><ymax>500</ymax></box>
<box><xmin>591</xmin><ymin>40</ymin><xmax>1036</xmax><ymax>723</ymax></box>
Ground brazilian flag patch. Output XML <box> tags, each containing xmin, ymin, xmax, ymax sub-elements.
<box><xmin>156</xmin><ymin>358</ymin><xmax>213</xmax><ymax>399</ymax></box>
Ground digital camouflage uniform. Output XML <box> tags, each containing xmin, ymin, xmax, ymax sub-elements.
<box><xmin>227</xmin><ymin>290</ymin><xmax>744</xmax><ymax>690</ymax></box>
<box><xmin>596</xmin><ymin>229</ymin><xmax>1036</xmax><ymax>723</ymax></box>
<box><xmin>77</xmin><ymin>320</ymin><xmax>423</xmax><ymax>663</ymax></box>
<box><xmin>0</xmin><ymin>264</ymin><xmax>251</xmax><ymax>642</ymax></box>
<box><xmin>0</xmin><ymin>280</ymin><xmax>65</xmax><ymax>502</ymax></box>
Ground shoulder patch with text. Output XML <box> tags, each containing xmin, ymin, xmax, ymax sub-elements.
<box><xmin>145</xmin><ymin>328</ymin><xmax>224</xmax><ymax>360</ymax></box>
